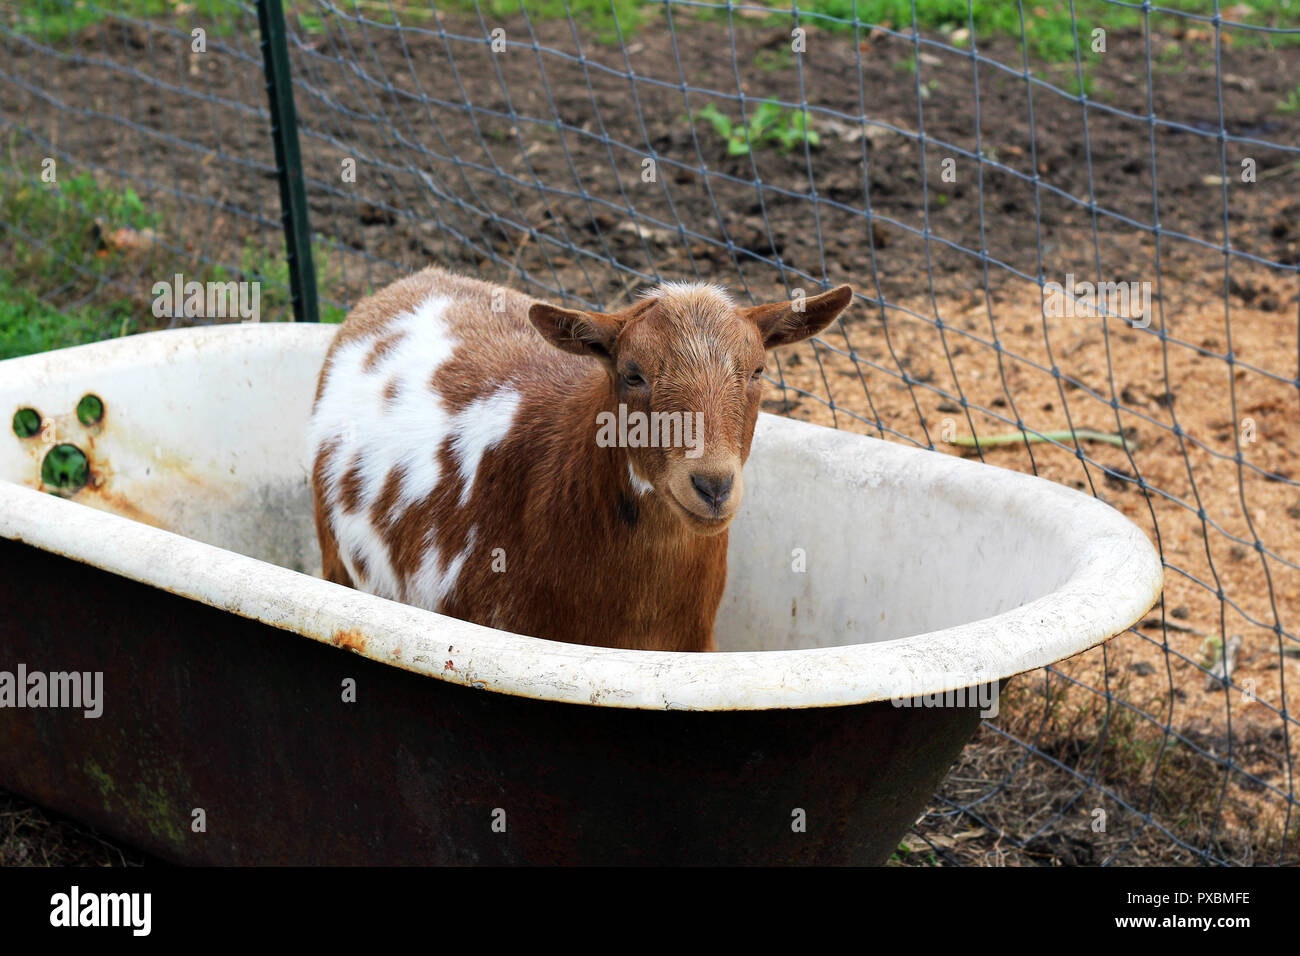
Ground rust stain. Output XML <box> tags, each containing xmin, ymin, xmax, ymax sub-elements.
<box><xmin>34</xmin><ymin>418</ymin><xmax>232</xmax><ymax>529</ymax></box>
<box><xmin>333</xmin><ymin>629</ymin><xmax>368</xmax><ymax>654</ymax></box>
<box><xmin>79</xmin><ymin>485</ymin><xmax>166</xmax><ymax>529</ymax></box>
<box><xmin>444</xmin><ymin>659</ymin><xmax>455</xmax><ymax>671</ymax></box>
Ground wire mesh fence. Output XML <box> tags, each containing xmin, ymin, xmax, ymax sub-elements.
<box><xmin>2</xmin><ymin>0</ymin><xmax>1298</xmax><ymax>864</ymax></box>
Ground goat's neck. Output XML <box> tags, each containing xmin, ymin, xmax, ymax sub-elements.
<box><xmin>552</xmin><ymin>368</ymin><xmax>690</xmax><ymax>547</ymax></box>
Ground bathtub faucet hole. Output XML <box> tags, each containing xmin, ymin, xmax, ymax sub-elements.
<box><xmin>41</xmin><ymin>444</ymin><xmax>89</xmax><ymax>495</ymax></box>
<box><xmin>12</xmin><ymin>407</ymin><xmax>41</xmax><ymax>438</ymax></box>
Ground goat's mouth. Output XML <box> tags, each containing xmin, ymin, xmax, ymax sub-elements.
<box><xmin>665</xmin><ymin>488</ymin><xmax>736</xmax><ymax>535</ymax></box>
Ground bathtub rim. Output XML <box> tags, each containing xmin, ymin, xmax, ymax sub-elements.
<box><xmin>0</xmin><ymin>324</ymin><xmax>1164</xmax><ymax>712</ymax></box>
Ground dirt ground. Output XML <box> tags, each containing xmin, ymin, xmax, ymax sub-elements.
<box><xmin>0</xmin><ymin>788</ymin><xmax>148</xmax><ymax>866</ymax></box>
<box><xmin>2</xmin><ymin>7</ymin><xmax>1297</xmax><ymax>864</ymax></box>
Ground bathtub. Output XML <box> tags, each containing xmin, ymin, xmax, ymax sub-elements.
<box><xmin>0</xmin><ymin>324</ymin><xmax>1162</xmax><ymax>864</ymax></box>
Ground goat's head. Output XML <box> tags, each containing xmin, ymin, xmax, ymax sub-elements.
<box><xmin>529</xmin><ymin>282</ymin><xmax>853</xmax><ymax>535</ymax></box>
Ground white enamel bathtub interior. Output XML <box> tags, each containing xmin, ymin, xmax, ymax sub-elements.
<box><xmin>0</xmin><ymin>323</ymin><xmax>1163</xmax><ymax>710</ymax></box>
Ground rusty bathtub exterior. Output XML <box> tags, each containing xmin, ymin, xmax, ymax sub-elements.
<box><xmin>0</xmin><ymin>534</ymin><xmax>981</xmax><ymax>864</ymax></box>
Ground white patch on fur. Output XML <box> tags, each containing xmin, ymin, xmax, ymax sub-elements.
<box><xmin>640</xmin><ymin>281</ymin><xmax>734</xmax><ymax>306</ymax></box>
<box><xmin>409</xmin><ymin>526</ymin><xmax>477</xmax><ymax>611</ymax></box>
<box><xmin>450</xmin><ymin>388</ymin><xmax>522</xmax><ymax>505</ymax></box>
<box><xmin>333</xmin><ymin>507</ymin><xmax>403</xmax><ymax>601</ymax></box>
<box><xmin>307</xmin><ymin>293</ymin><xmax>458</xmax><ymax>601</ymax></box>
<box><xmin>627</xmin><ymin>460</ymin><xmax>653</xmax><ymax>496</ymax></box>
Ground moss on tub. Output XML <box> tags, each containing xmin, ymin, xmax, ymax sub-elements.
<box><xmin>84</xmin><ymin>756</ymin><xmax>190</xmax><ymax>850</ymax></box>
<box><xmin>133</xmin><ymin>779</ymin><xmax>187</xmax><ymax>848</ymax></box>
<box><xmin>84</xmin><ymin>759</ymin><xmax>117</xmax><ymax>802</ymax></box>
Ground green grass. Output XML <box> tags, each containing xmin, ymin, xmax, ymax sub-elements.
<box><xmin>765</xmin><ymin>0</ymin><xmax>1103</xmax><ymax>61</ymax></box>
<box><xmin>753</xmin><ymin>46</ymin><xmax>793</xmax><ymax>73</ymax></box>
<box><xmin>8</xmin><ymin>0</ymin><xmax>247</xmax><ymax>42</ymax></box>
<box><xmin>1278</xmin><ymin>84</ymin><xmax>1300</xmax><ymax>114</ymax></box>
<box><xmin>0</xmin><ymin>164</ymin><xmax>347</xmax><ymax>360</ymax></box>
<box><xmin>890</xmin><ymin>839</ymin><xmax>940</xmax><ymax>866</ymax></box>
<box><xmin>10</xmin><ymin>0</ymin><xmax>165</xmax><ymax>41</ymax></box>
<box><xmin>238</xmin><ymin>242</ymin><xmax>349</xmax><ymax>325</ymax></box>
<box><xmin>696</xmin><ymin>0</ymin><xmax>1300</xmax><ymax>59</ymax></box>
<box><xmin>12</xmin><ymin>0</ymin><xmax>1300</xmax><ymax>56</ymax></box>
<box><xmin>294</xmin><ymin>0</ymin><xmax>645</xmax><ymax>44</ymax></box>
<box><xmin>477</xmin><ymin>0</ymin><xmax>643</xmax><ymax>41</ymax></box>
<box><xmin>0</xmin><ymin>169</ymin><xmax>157</xmax><ymax>360</ymax></box>
<box><xmin>0</xmin><ymin>288</ymin><xmax>133</xmax><ymax>361</ymax></box>
<box><xmin>50</xmin><ymin>170</ymin><xmax>156</xmax><ymax>231</ymax></box>
<box><xmin>8</xmin><ymin>0</ymin><xmax>642</xmax><ymax>44</ymax></box>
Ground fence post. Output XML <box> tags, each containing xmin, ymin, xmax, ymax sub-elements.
<box><xmin>256</xmin><ymin>0</ymin><xmax>319</xmax><ymax>323</ymax></box>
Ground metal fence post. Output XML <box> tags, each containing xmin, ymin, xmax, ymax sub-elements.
<box><xmin>256</xmin><ymin>0</ymin><xmax>319</xmax><ymax>323</ymax></box>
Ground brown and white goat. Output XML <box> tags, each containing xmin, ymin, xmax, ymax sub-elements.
<box><xmin>308</xmin><ymin>267</ymin><xmax>853</xmax><ymax>651</ymax></box>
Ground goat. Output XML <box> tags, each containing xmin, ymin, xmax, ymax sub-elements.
<box><xmin>308</xmin><ymin>267</ymin><xmax>853</xmax><ymax>652</ymax></box>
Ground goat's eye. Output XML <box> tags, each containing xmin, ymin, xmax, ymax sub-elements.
<box><xmin>751</xmin><ymin>367</ymin><xmax>764</xmax><ymax>381</ymax></box>
<box><xmin>622</xmin><ymin>370</ymin><xmax>645</xmax><ymax>388</ymax></box>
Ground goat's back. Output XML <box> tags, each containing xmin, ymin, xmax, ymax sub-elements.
<box><xmin>307</xmin><ymin>267</ymin><xmax>573</xmax><ymax>608</ymax></box>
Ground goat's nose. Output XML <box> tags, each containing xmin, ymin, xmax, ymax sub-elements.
<box><xmin>690</xmin><ymin>472</ymin><xmax>733</xmax><ymax>509</ymax></box>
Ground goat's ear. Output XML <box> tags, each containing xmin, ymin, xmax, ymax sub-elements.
<box><xmin>528</xmin><ymin>302</ymin><xmax>622</xmax><ymax>363</ymax></box>
<box><xmin>741</xmin><ymin>284</ymin><xmax>853</xmax><ymax>349</ymax></box>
